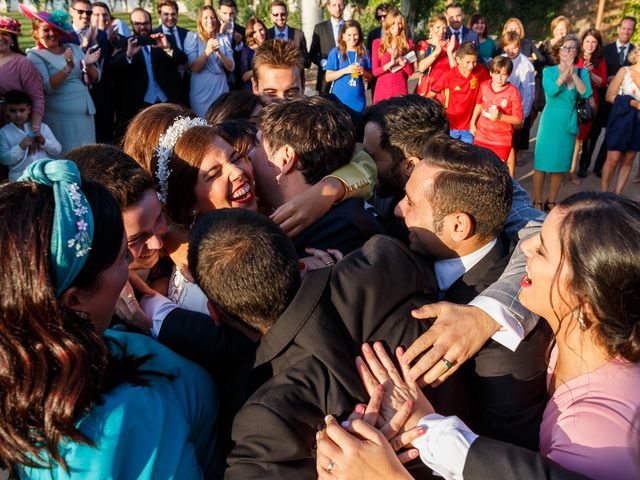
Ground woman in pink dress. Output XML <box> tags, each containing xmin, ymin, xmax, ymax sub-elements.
<box><xmin>0</xmin><ymin>17</ymin><xmax>45</xmax><ymax>130</ymax></box>
<box><xmin>316</xmin><ymin>192</ymin><xmax>640</xmax><ymax>480</ymax></box>
<box><xmin>371</xmin><ymin>8</ymin><xmax>414</xmax><ymax>104</ymax></box>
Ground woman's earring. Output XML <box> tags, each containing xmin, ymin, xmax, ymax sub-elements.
<box><xmin>572</xmin><ymin>307</ymin><xmax>588</xmax><ymax>331</ymax></box>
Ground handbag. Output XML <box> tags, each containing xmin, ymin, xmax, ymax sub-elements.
<box><xmin>576</xmin><ymin>68</ymin><xmax>596</xmax><ymax>124</ymax></box>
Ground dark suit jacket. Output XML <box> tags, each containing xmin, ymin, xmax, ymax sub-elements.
<box><xmin>442</xmin><ymin>239</ymin><xmax>550</xmax><ymax>451</ymax></box>
<box><xmin>267</xmin><ymin>26</ymin><xmax>311</xmax><ymax>68</ymax></box>
<box><xmin>223</xmin><ymin>235</ymin><xmax>443</xmax><ymax>478</ymax></box>
<box><xmin>464</xmin><ymin>437</ymin><xmax>589</xmax><ymax>480</ymax></box>
<box><xmin>603</xmin><ymin>41</ymin><xmax>635</xmax><ymax>79</ymax></box>
<box><xmin>293</xmin><ymin>198</ymin><xmax>386</xmax><ymax>258</ymax></box>
<box><xmin>446</xmin><ymin>25</ymin><xmax>479</xmax><ymax>45</ymax></box>
<box><xmin>110</xmin><ymin>44</ymin><xmax>188</xmax><ymax>137</ymax></box>
<box><xmin>154</xmin><ymin>25</ymin><xmax>191</xmax><ymax>103</ymax></box>
<box><xmin>309</xmin><ymin>20</ymin><xmax>338</xmax><ymax>93</ymax></box>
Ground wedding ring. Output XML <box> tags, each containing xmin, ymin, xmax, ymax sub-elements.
<box><xmin>325</xmin><ymin>261</ymin><xmax>334</xmax><ymax>266</ymax></box>
<box><xmin>326</xmin><ymin>460</ymin><xmax>335</xmax><ymax>472</ymax></box>
<box><xmin>442</xmin><ymin>358</ymin><xmax>453</xmax><ymax>369</ymax></box>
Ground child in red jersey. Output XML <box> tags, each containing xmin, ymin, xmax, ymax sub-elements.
<box><xmin>470</xmin><ymin>56</ymin><xmax>523</xmax><ymax>176</ymax></box>
<box><xmin>429</xmin><ymin>41</ymin><xmax>490</xmax><ymax>144</ymax></box>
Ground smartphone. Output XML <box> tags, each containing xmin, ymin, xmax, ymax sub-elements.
<box><xmin>89</xmin><ymin>44</ymin><xmax>100</xmax><ymax>52</ymax></box>
<box><xmin>132</xmin><ymin>35</ymin><xmax>155</xmax><ymax>46</ymax></box>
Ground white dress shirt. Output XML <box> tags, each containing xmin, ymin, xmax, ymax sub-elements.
<box><xmin>616</xmin><ymin>39</ymin><xmax>631</xmax><ymax>64</ymax></box>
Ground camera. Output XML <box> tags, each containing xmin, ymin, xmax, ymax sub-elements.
<box><xmin>131</xmin><ymin>35</ymin><xmax>155</xmax><ymax>47</ymax></box>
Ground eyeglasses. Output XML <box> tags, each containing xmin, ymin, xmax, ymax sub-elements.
<box><xmin>72</xmin><ymin>6</ymin><xmax>93</xmax><ymax>16</ymax></box>
<box><xmin>560</xmin><ymin>46</ymin><xmax>577</xmax><ymax>52</ymax></box>
<box><xmin>132</xmin><ymin>21</ymin><xmax>150</xmax><ymax>27</ymax></box>
<box><xmin>272</xmin><ymin>12</ymin><xmax>287</xmax><ymax>17</ymax></box>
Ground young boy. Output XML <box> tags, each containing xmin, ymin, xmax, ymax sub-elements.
<box><xmin>0</xmin><ymin>90</ymin><xmax>61</xmax><ymax>181</ymax></box>
<box><xmin>470</xmin><ymin>56</ymin><xmax>523</xmax><ymax>176</ymax></box>
<box><xmin>429</xmin><ymin>41</ymin><xmax>490</xmax><ymax>144</ymax></box>
<box><xmin>500</xmin><ymin>31</ymin><xmax>536</xmax><ymax>168</ymax></box>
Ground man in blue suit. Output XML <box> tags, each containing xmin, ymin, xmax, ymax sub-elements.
<box><xmin>445</xmin><ymin>2</ymin><xmax>478</xmax><ymax>45</ymax></box>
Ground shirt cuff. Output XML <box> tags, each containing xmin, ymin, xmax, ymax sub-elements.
<box><xmin>234</xmin><ymin>41</ymin><xmax>244</xmax><ymax>52</ymax></box>
<box><xmin>469</xmin><ymin>296</ymin><xmax>524</xmax><ymax>351</ymax></box>
<box><xmin>413</xmin><ymin>414</ymin><xmax>479</xmax><ymax>480</ymax></box>
<box><xmin>140</xmin><ymin>293</ymin><xmax>178</xmax><ymax>339</ymax></box>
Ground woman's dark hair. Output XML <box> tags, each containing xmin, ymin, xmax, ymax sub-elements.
<box><xmin>205</xmin><ymin>90</ymin><xmax>264</xmax><ymax>124</ymax></box>
<box><xmin>551</xmin><ymin>34</ymin><xmax>581</xmax><ymax>65</ymax></box>
<box><xmin>555</xmin><ymin>192</ymin><xmax>640</xmax><ymax>362</ymax></box>
<box><xmin>467</xmin><ymin>13</ymin><xmax>489</xmax><ymax>40</ymax></box>
<box><xmin>9</xmin><ymin>32</ymin><xmax>23</xmax><ymax>54</ymax></box>
<box><xmin>0</xmin><ymin>180</ymin><xmax>154</xmax><ymax>474</ymax></box>
<box><xmin>580</xmin><ymin>28</ymin><xmax>604</xmax><ymax>66</ymax></box>
<box><xmin>218</xmin><ymin>119</ymin><xmax>258</xmax><ymax>161</ymax></box>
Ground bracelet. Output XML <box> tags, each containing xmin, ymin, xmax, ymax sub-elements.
<box><xmin>62</xmin><ymin>65</ymin><xmax>72</xmax><ymax>74</ymax></box>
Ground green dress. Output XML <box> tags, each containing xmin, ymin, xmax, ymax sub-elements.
<box><xmin>534</xmin><ymin>65</ymin><xmax>592</xmax><ymax>173</ymax></box>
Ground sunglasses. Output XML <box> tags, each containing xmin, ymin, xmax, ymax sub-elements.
<box><xmin>560</xmin><ymin>46</ymin><xmax>577</xmax><ymax>52</ymax></box>
<box><xmin>376</xmin><ymin>13</ymin><xmax>386</xmax><ymax>21</ymax></box>
<box><xmin>272</xmin><ymin>12</ymin><xmax>287</xmax><ymax>17</ymax></box>
<box><xmin>72</xmin><ymin>6</ymin><xmax>93</xmax><ymax>16</ymax></box>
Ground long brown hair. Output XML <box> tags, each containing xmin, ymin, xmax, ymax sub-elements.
<box><xmin>379</xmin><ymin>8</ymin><xmax>409</xmax><ymax>57</ymax></box>
<box><xmin>580</xmin><ymin>28</ymin><xmax>604</xmax><ymax>66</ymax></box>
<box><xmin>197</xmin><ymin>5</ymin><xmax>219</xmax><ymax>41</ymax></box>
<box><xmin>0</xmin><ymin>181</ymin><xmax>154</xmax><ymax>475</ymax></box>
<box><xmin>337</xmin><ymin>19</ymin><xmax>368</xmax><ymax>63</ymax></box>
<box><xmin>245</xmin><ymin>17</ymin><xmax>267</xmax><ymax>49</ymax></box>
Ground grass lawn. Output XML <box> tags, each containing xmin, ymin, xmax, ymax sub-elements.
<box><xmin>5</xmin><ymin>10</ymin><xmax>198</xmax><ymax>51</ymax></box>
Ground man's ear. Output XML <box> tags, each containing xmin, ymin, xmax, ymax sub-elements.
<box><xmin>450</xmin><ymin>212</ymin><xmax>475</xmax><ymax>241</ymax></box>
<box><xmin>251</xmin><ymin>77</ymin><xmax>259</xmax><ymax>95</ymax></box>
<box><xmin>280</xmin><ymin>145</ymin><xmax>299</xmax><ymax>175</ymax></box>
<box><xmin>403</xmin><ymin>156</ymin><xmax>421</xmax><ymax>176</ymax></box>
<box><xmin>207</xmin><ymin>300</ymin><xmax>223</xmax><ymax>327</ymax></box>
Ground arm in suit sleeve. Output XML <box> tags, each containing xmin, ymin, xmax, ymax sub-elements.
<box><xmin>158</xmin><ymin>307</ymin><xmax>255</xmax><ymax>382</ymax></box>
<box><xmin>464</xmin><ymin>437</ymin><xmax>590</xmax><ymax>480</ymax></box>
<box><xmin>309</xmin><ymin>25</ymin><xmax>323</xmax><ymax>67</ymax></box>
<box><xmin>164</xmin><ymin>44</ymin><xmax>188</xmax><ymax>65</ymax></box>
<box><xmin>298</xmin><ymin>29</ymin><xmax>311</xmax><ymax>69</ymax></box>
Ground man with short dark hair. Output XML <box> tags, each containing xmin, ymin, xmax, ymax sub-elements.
<box><xmin>111</xmin><ymin>8</ymin><xmax>188</xmax><ymax>139</ymax></box>
<box><xmin>445</xmin><ymin>2</ymin><xmax>478</xmax><ymax>45</ymax></box>
<box><xmin>395</xmin><ymin>136</ymin><xmax>549</xmax><ymax>448</ymax></box>
<box><xmin>218</xmin><ymin>0</ymin><xmax>246</xmax><ymax>89</ymax></box>
<box><xmin>253</xmin><ymin>96</ymin><xmax>385</xmax><ymax>255</ymax></box>
<box><xmin>310</xmin><ymin>0</ymin><xmax>345</xmax><ymax>93</ymax></box>
<box><xmin>267</xmin><ymin>1</ymin><xmax>311</xmax><ymax>67</ymax></box>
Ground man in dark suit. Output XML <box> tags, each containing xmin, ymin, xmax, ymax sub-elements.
<box><xmin>69</xmin><ymin>0</ymin><xmax>114</xmax><ymax>143</ymax></box>
<box><xmin>154</xmin><ymin>0</ymin><xmax>190</xmax><ymax>105</ymax></box>
<box><xmin>217</xmin><ymin>0</ymin><xmax>246</xmax><ymax>89</ymax></box>
<box><xmin>445</xmin><ymin>2</ymin><xmax>478</xmax><ymax>45</ymax></box>
<box><xmin>253</xmin><ymin>95</ymin><xmax>384</xmax><ymax>256</ymax></box>
<box><xmin>580</xmin><ymin>16</ymin><xmax>636</xmax><ymax>177</ymax></box>
<box><xmin>394</xmin><ymin>136</ymin><xmax>549</xmax><ymax>450</ymax></box>
<box><xmin>267</xmin><ymin>0</ymin><xmax>311</xmax><ymax>68</ymax></box>
<box><xmin>310</xmin><ymin>0</ymin><xmax>345</xmax><ymax>93</ymax></box>
<box><xmin>110</xmin><ymin>8</ymin><xmax>187</xmax><ymax>139</ymax></box>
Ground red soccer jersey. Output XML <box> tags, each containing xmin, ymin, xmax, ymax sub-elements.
<box><xmin>474</xmin><ymin>80</ymin><xmax>523</xmax><ymax>147</ymax></box>
<box><xmin>430</xmin><ymin>64</ymin><xmax>490</xmax><ymax>130</ymax></box>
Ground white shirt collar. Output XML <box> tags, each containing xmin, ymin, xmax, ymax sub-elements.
<box><xmin>616</xmin><ymin>39</ymin><xmax>629</xmax><ymax>51</ymax></box>
<box><xmin>434</xmin><ymin>239</ymin><xmax>497</xmax><ymax>293</ymax></box>
<box><xmin>331</xmin><ymin>18</ymin><xmax>344</xmax><ymax>27</ymax></box>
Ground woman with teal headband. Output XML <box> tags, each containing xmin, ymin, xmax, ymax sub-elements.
<box><xmin>0</xmin><ymin>159</ymin><xmax>221</xmax><ymax>478</ymax></box>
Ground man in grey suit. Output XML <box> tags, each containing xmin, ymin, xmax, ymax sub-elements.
<box><xmin>267</xmin><ymin>0</ymin><xmax>311</xmax><ymax>68</ymax></box>
<box><xmin>309</xmin><ymin>0</ymin><xmax>345</xmax><ymax>93</ymax></box>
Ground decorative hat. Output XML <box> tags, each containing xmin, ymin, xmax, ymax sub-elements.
<box><xmin>0</xmin><ymin>16</ymin><xmax>21</xmax><ymax>36</ymax></box>
<box><xmin>19</xmin><ymin>5</ymin><xmax>77</xmax><ymax>43</ymax></box>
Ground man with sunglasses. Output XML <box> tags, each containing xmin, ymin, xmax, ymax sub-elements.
<box><xmin>267</xmin><ymin>0</ymin><xmax>310</xmax><ymax>68</ymax></box>
<box><xmin>366</xmin><ymin>2</ymin><xmax>392</xmax><ymax>96</ymax></box>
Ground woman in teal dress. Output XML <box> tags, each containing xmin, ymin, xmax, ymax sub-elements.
<box><xmin>0</xmin><ymin>160</ymin><xmax>220</xmax><ymax>479</ymax></box>
<box><xmin>533</xmin><ymin>34</ymin><xmax>591</xmax><ymax>211</ymax></box>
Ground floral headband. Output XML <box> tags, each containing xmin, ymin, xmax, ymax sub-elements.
<box><xmin>154</xmin><ymin>116</ymin><xmax>209</xmax><ymax>203</ymax></box>
<box><xmin>19</xmin><ymin>160</ymin><xmax>94</xmax><ymax>297</ymax></box>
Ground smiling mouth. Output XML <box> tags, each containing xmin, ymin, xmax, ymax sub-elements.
<box><xmin>231</xmin><ymin>182</ymin><xmax>255</xmax><ymax>204</ymax></box>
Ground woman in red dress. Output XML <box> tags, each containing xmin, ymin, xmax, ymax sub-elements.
<box><xmin>415</xmin><ymin>14</ymin><xmax>456</xmax><ymax>97</ymax></box>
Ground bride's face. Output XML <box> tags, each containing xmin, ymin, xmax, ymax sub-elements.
<box><xmin>192</xmin><ymin>136</ymin><xmax>258</xmax><ymax>214</ymax></box>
